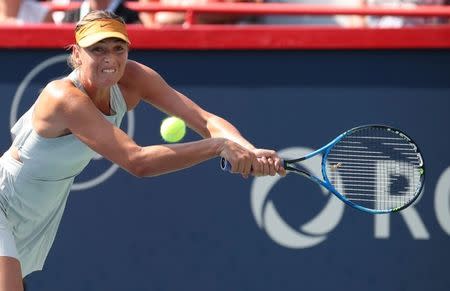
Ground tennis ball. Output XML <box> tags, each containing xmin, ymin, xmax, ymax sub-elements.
<box><xmin>160</xmin><ymin>116</ymin><xmax>186</xmax><ymax>143</ymax></box>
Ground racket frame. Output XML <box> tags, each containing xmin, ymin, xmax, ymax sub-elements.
<box><xmin>283</xmin><ymin>125</ymin><xmax>425</xmax><ymax>214</ymax></box>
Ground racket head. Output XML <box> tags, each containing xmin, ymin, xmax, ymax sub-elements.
<box><xmin>322</xmin><ymin>125</ymin><xmax>425</xmax><ymax>214</ymax></box>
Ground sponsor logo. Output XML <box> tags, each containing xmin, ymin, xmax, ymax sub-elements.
<box><xmin>251</xmin><ymin>147</ymin><xmax>450</xmax><ymax>249</ymax></box>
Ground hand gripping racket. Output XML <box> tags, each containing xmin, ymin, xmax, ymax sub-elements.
<box><xmin>221</xmin><ymin>125</ymin><xmax>425</xmax><ymax>214</ymax></box>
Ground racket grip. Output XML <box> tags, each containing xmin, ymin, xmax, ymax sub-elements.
<box><xmin>220</xmin><ymin>157</ymin><xmax>286</xmax><ymax>172</ymax></box>
<box><xmin>220</xmin><ymin>157</ymin><xmax>231</xmax><ymax>172</ymax></box>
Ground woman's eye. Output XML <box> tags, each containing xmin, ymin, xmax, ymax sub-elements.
<box><xmin>92</xmin><ymin>47</ymin><xmax>103</xmax><ymax>53</ymax></box>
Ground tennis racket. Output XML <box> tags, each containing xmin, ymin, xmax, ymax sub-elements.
<box><xmin>221</xmin><ymin>125</ymin><xmax>425</xmax><ymax>214</ymax></box>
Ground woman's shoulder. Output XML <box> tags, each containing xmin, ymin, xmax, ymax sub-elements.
<box><xmin>33</xmin><ymin>78</ymin><xmax>89</xmax><ymax>135</ymax></box>
<box><xmin>42</xmin><ymin>77</ymin><xmax>80</xmax><ymax>98</ymax></box>
<box><xmin>120</xmin><ymin>60</ymin><xmax>161</xmax><ymax>89</ymax></box>
<box><xmin>39</xmin><ymin>78</ymin><xmax>87</xmax><ymax>110</ymax></box>
<box><xmin>119</xmin><ymin>60</ymin><xmax>163</xmax><ymax>108</ymax></box>
<box><xmin>123</xmin><ymin>60</ymin><xmax>159</xmax><ymax>80</ymax></box>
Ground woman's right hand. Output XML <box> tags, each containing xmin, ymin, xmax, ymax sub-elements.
<box><xmin>218</xmin><ymin>139</ymin><xmax>257</xmax><ymax>178</ymax></box>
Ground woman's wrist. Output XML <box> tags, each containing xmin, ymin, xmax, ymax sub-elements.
<box><xmin>212</xmin><ymin>137</ymin><xmax>228</xmax><ymax>157</ymax></box>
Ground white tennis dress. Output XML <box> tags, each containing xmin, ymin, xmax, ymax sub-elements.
<box><xmin>0</xmin><ymin>70</ymin><xmax>127</xmax><ymax>277</ymax></box>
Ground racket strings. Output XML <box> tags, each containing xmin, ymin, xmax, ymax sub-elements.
<box><xmin>325</xmin><ymin>127</ymin><xmax>423</xmax><ymax>211</ymax></box>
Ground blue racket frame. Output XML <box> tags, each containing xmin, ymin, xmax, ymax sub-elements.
<box><xmin>221</xmin><ymin>125</ymin><xmax>425</xmax><ymax>214</ymax></box>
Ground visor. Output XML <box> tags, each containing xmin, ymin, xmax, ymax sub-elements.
<box><xmin>75</xmin><ymin>18</ymin><xmax>130</xmax><ymax>48</ymax></box>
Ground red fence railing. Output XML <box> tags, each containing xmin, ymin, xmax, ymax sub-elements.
<box><xmin>1</xmin><ymin>3</ymin><xmax>450</xmax><ymax>49</ymax></box>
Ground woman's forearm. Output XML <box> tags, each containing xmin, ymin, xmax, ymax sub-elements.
<box><xmin>132</xmin><ymin>138</ymin><xmax>226</xmax><ymax>177</ymax></box>
<box><xmin>205</xmin><ymin>115</ymin><xmax>255</xmax><ymax>150</ymax></box>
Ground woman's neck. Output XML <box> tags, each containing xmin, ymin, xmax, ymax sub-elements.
<box><xmin>77</xmin><ymin>71</ymin><xmax>111</xmax><ymax>104</ymax></box>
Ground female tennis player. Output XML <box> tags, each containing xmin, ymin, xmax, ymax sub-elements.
<box><xmin>0</xmin><ymin>10</ymin><xmax>285</xmax><ymax>291</ymax></box>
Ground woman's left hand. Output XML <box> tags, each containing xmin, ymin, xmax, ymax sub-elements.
<box><xmin>251</xmin><ymin>149</ymin><xmax>286</xmax><ymax>177</ymax></box>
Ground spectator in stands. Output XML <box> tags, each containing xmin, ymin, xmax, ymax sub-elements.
<box><xmin>261</xmin><ymin>0</ymin><xmax>364</xmax><ymax>27</ymax></box>
<box><xmin>138</xmin><ymin>0</ymin><xmax>262</xmax><ymax>26</ymax></box>
<box><xmin>366</xmin><ymin>0</ymin><xmax>446</xmax><ymax>27</ymax></box>
<box><xmin>0</xmin><ymin>0</ymin><xmax>52</xmax><ymax>23</ymax></box>
<box><xmin>62</xmin><ymin>0</ymin><xmax>141</xmax><ymax>23</ymax></box>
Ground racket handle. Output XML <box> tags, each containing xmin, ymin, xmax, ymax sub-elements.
<box><xmin>220</xmin><ymin>157</ymin><xmax>231</xmax><ymax>172</ymax></box>
<box><xmin>220</xmin><ymin>157</ymin><xmax>286</xmax><ymax>172</ymax></box>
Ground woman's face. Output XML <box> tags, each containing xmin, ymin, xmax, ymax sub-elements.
<box><xmin>75</xmin><ymin>38</ymin><xmax>129</xmax><ymax>88</ymax></box>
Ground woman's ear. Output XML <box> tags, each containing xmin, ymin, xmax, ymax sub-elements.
<box><xmin>72</xmin><ymin>45</ymin><xmax>82</xmax><ymax>66</ymax></box>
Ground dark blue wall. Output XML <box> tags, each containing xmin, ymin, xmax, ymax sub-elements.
<box><xmin>1</xmin><ymin>49</ymin><xmax>449</xmax><ymax>291</ymax></box>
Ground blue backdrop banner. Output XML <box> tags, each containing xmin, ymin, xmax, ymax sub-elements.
<box><xmin>0</xmin><ymin>49</ymin><xmax>449</xmax><ymax>291</ymax></box>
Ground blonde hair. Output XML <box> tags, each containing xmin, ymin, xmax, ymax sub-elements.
<box><xmin>68</xmin><ymin>10</ymin><xmax>126</xmax><ymax>69</ymax></box>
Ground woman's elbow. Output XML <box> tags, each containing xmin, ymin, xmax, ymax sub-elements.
<box><xmin>128</xmin><ymin>163</ymin><xmax>147</xmax><ymax>178</ymax></box>
<box><xmin>123</xmin><ymin>146</ymin><xmax>170</xmax><ymax>178</ymax></box>
<box><xmin>127</xmin><ymin>158</ymin><xmax>156</xmax><ymax>178</ymax></box>
<box><xmin>124</xmin><ymin>148</ymin><xmax>152</xmax><ymax>178</ymax></box>
<box><xmin>126</xmin><ymin>155</ymin><xmax>162</xmax><ymax>178</ymax></box>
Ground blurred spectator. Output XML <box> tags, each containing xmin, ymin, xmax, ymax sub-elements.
<box><xmin>0</xmin><ymin>0</ymin><xmax>52</xmax><ymax>23</ymax></box>
<box><xmin>447</xmin><ymin>0</ymin><xmax>450</xmax><ymax>23</ymax></box>
<box><xmin>366</xmin><ymin>0</ymin><xmax>446</xmax><ymax>27</ymax></box>
<box><xmin>261</xmin><ymin>0</ymin><xmax>364</xmax><ymax>27</ymax></box>
<box><xmin>62</xmin><ymin>0</ymin><xmax>141</xmax><ymax>23</ymax></box>
<box><xmin>139</xmin><ymin>0</ymin><xmax>262</xmax><ymax>26</ymax></box>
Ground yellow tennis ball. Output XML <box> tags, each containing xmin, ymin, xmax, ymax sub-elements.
<box><xmin>160</xmin><ymin>116</ymin><xmax>186</xmax><ymax>143</ymax></box>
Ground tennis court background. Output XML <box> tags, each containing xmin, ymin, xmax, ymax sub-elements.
<box><xmin>0</xmin><ymin>49</ymin><xmax>449</xmax><ymax>291</ymax></box>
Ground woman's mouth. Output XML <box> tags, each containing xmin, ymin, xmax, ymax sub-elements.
<box><xmin>102</xmin><ymin>68</ymin><xmax>116</xmax><ymax>73</ymax></box>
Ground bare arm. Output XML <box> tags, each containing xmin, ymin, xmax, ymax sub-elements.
<box><xmin>127</xmin><ymin>61</ymin><xmax>253</xmax><ymax>146</ymax></box>
<box><xmin>32</xmin><ymin>80</ymin><xmax>231</xmax><ymax>178</ymax></box>
<box><xmin>0</xmin><ymin>0</ymin><xmax>21</xmax><ymax>21</ymax></box>
<box><xmin>126</xmin><ymin>61</ymin><xmax>285</xmax><ymax>176</ymax></box>
<box><xmin>58</xmin><ymin>89</ymin><xmax>239</xmax><ymax>177</ymax></box>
